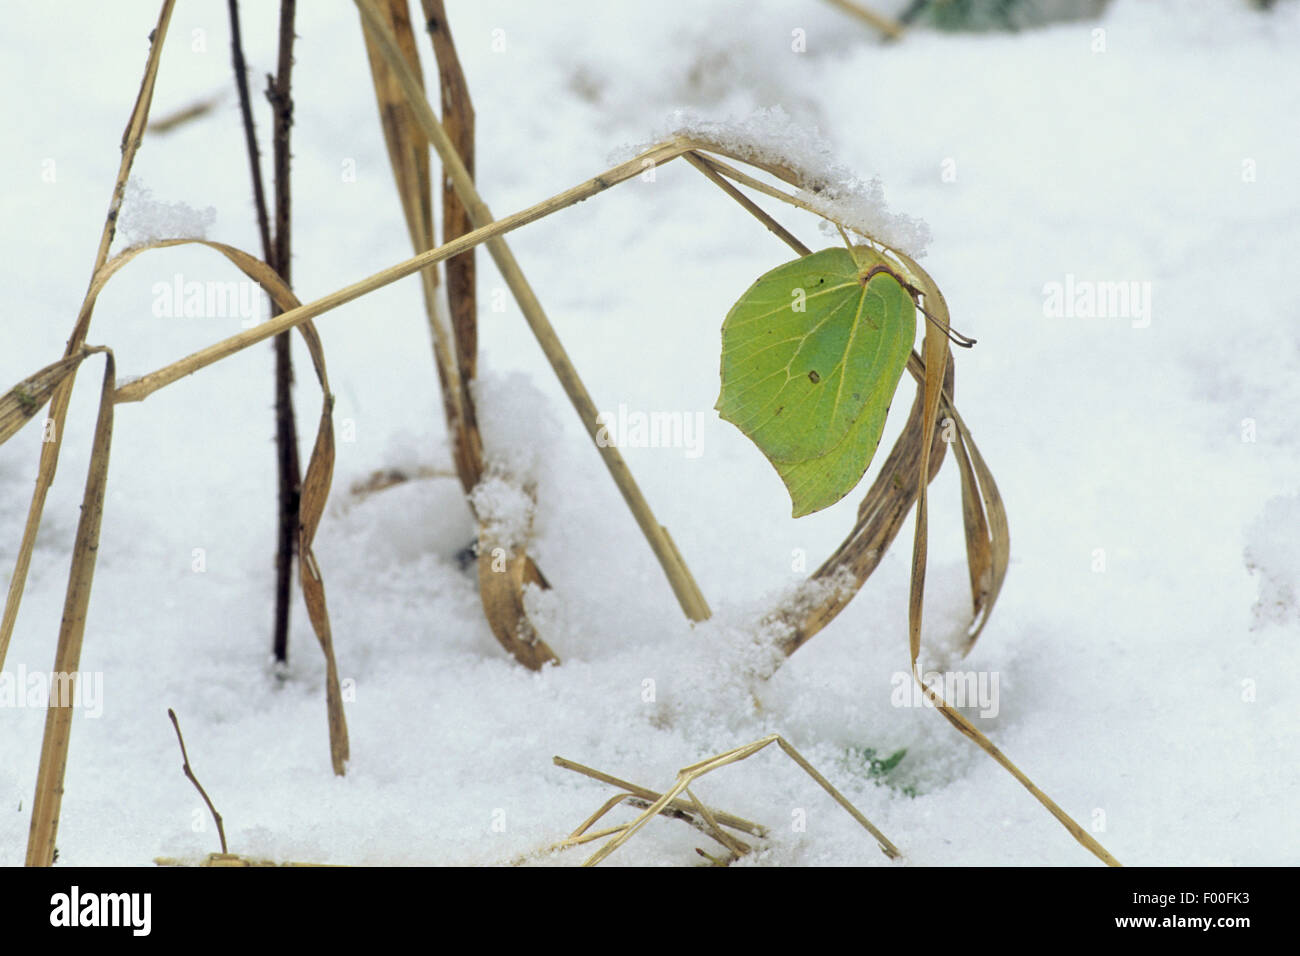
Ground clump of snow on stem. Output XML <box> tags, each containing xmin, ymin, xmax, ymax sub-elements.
<box><xmin>623</xmin><ymin>106</ymin><xmax>931</xmax><ymax>257</ymax></box>
<box><xmin>115</xmin><ymin>178</ymin><xmax>216</xmax><ymax>247</ymax></box>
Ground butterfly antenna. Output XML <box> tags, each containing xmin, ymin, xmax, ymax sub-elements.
<box><xmin>843</xmin><ymin>231</ymin><xmax>978</xmax><ymax>348</ymax></box>
<box><xmin>916</xmin><ymin>300</ymin><xmax>977</xmax><ymax>348</ymax></box>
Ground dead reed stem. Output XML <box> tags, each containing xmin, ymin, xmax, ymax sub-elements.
<box><xmin>25</xmin><ymin>351</ymin><xmax>116</xmax><ymax>867</ymax></box>
<box><xmin>354</xmin><ymin>0</ymin><xmax>713</xmax><ymax>622</ymax></box>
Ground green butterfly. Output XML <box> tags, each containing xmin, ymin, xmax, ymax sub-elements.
<box><xmin>716</xmin><ymin>245</ymin><xmax>918</xmax><ymax>518</ymax></box>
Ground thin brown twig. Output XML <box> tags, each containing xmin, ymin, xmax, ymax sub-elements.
<box><xmin>166</xmin><ymin>708</ymin><xmax>228</xmax><ymax>854</ymax></box>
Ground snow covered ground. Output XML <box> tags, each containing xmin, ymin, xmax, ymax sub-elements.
<box><xmin>1</xmin><ymin>0</ymin><xmax>1297</xmax><ymax>866</ymax></box>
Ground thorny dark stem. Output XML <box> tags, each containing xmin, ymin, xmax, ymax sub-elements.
<box><xmin>227</xmin><ymin>0</ymin><xmax>301</xmax><ymax>665</ymax></box>
<box><xmin>267</xmin><ymin>0</ymin><xmax>301</xmax><ymax>666</ymax></box>
<box><xmin>226</xmin><ymin>1</ymin><xmax>273</xmax><ymax>258</ymax></box>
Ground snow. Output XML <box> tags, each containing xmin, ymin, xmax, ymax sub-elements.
<box><xmin>116</xmin><ymin>178</ymin><xmax>217</xmax><ymax>248</ymax></box>
<box><xmin>1</xmin><ymin>0</ymin><xmax>1298</xmax><ymax>867</ymax></box>
<box><xmin>629</xmin><ymin>105</ymin><xmax>933</xmax><ymax>255</ymax></box>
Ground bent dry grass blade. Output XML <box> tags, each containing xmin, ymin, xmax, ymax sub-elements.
<box><xmin>118</xmin><ymin>238</ymin><xmax>351</xmax><ymax>774</ymax></box>
<box><xmin>30</xmin><ymin>235</ymin><xmax>354</xmax><ymax>783</ymax></box>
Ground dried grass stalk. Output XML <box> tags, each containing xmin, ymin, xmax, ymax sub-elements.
<box><xmin>476</xmin><ymin>545</ymin><xmax>558</xmax><ymax>669</ymax></box>
<box><xmin>25</xmin><ymin>351</ymin><xmax>116</xmax><ymax>867</ymax></box>
<box><xmin>0</xmin><ymin>0</ymin><xmax>176</xmax><ymax>688</ymax></box>
<box><xmin>111</xmin><ymin>141</ymin><xmax>687</xmax><ymax>404</ymax></box>
<box><xmin>423</xmin><ymin>0</ymin><xmax>477</xmax><ymax>384</ymax></box>
<box><xmin>354</xmin><ymin>0</ymin><xmax>713</xmax><ymax>623</ymax></box>
<box><xmin>360</xmin><ymin>0</ymin><xmax>480</xmax><ymax>491</ymax></box>
<box><xmin>359</xmin><ymin>1</ymin><xmax>557</xmax><ymax>668</ymax></box>
<box><xmin>146</xmin><ymin>94</ymin><xmax>221</xmax><ymax>134</ymax></box>
<box><xmin>552</xmin><ymin>755</ymin><xmax>766</xmax><ymax>837</ymax></box>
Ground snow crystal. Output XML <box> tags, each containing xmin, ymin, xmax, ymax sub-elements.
<box><xmin>115</xmin><ymin>178</ymin><xmax>216</xmax><ymax>247</ymax></box>
<box><xmin>620</xmin><ymin>106</ymin><xmax>931</xmax><ymax>257</ymax></box>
